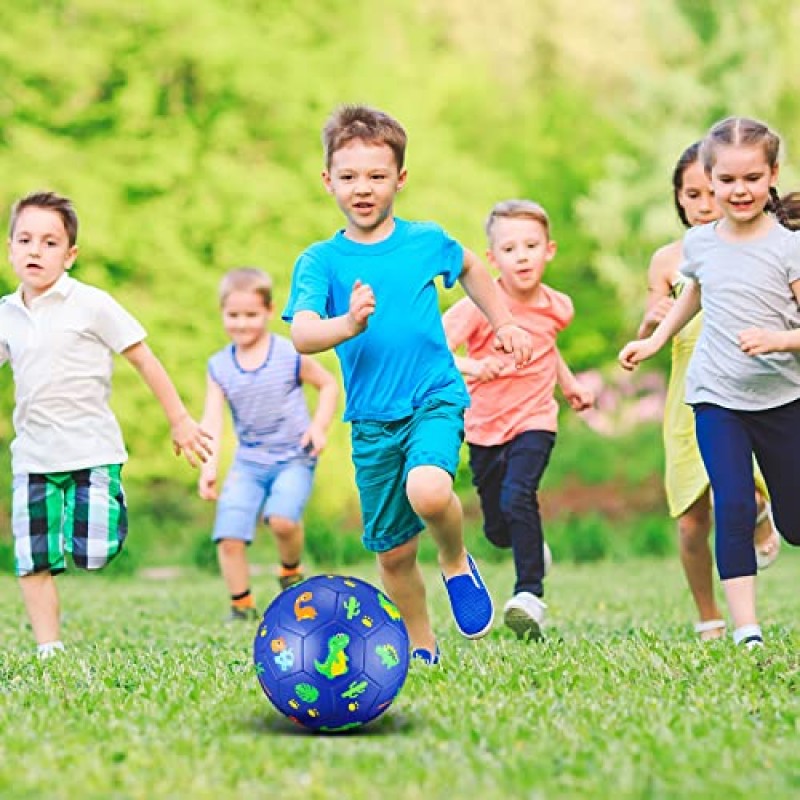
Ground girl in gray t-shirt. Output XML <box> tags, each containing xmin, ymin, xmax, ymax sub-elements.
<box><xmin>620</xmin><ymin>116</ymin><xmax>800</xmax><ymax>650</ymax></box>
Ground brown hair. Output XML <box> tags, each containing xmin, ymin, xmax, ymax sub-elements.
<box><xmin>322</xmin><ymin>105</ymin><xmax>407</xmax><ymax>170</ymax></box>
<box><xmin>780</xmin><ymin>192</ymin><xmax>800</xmax><ymax>231</ymax></box>
<box><xmin>9</xmin><ymin>190</ymin><xmax>79</xmax><ymax>246</ymax></box>
<box><xmin>700</xmin><ymin>116</ymin><xmax>788</xmax><ymax>226</ymax></box>
<box><xmin>485</xmin><ymin>199</ymin><xmax>551</xmax><ymax>244</ymax></box>
<box><xmin>671</xmin><ymin>142</ymin><xmax>703</xmax><ymax>229</ymax></box>
<box><xmin>219</xmin><ymin>267</ymin><xmax>273</xmax><ymax>308</ymax></box>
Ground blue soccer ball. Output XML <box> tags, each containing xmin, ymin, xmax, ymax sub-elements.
<box><xmin>253</xmin><ymin>574</ymin><xmax>410</xmax><ymax>732</ymax></box>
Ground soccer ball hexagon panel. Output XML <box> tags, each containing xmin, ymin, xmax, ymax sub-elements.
<box><xmin>253</xmin><ymin>575</ymin><xmax>410</xmax><ymax>732</ymax></box>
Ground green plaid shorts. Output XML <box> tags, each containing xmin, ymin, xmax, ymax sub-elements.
<box><xmin>12</xmin><ymin>464</ymin><xmax>128</xmax><ymax>577</ymax></box>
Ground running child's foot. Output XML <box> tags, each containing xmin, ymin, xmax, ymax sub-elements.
<box><xmin>277</xmin><ymin>564</ymin><xmax>305</xmax><ymax>590</ymax></box>
<box><xmin>442</xmin><ymin>553</ymin><xmax>494</xmax><ymax>639</ymax></box>
<box><xmin>503</xmin><ymin>592</ymin><xmax>546</xmax><ymax>640</ymax></box>
<box><xmin>37</xmin><ymin>641</ymin><xmax>65</xmax><ymax>660</ymax></box>
<box><xmin>410</xmin><ymin>643</ymin><xmax>441</xmax><ymax>666</ymax></box>
<box><xmin>225</xmin><ymin>606</ymin><xmax>260</xmax><ymax>624</ymax></box>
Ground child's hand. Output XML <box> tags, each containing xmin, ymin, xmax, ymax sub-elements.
<box><xmin>564</xmin><ymin>383</ymin><xmax>595</xmax><ymax>412</ymax></box>
<box><xmin>739</xmin><ymin>327</ymin><xmax>787</xmax><ymax>356</ymax></box>
<box><xmin>198</xmin><ymin>469</ymin><xmax>218</xmax><ymax>501</ymax></box>
<box><xmin>493</xmin><ymin>322</ymin><xmax>532</xmax><ymax>368</ymax></box>
<box><xmin>346</xmin><ymin>279</ymin><xmax>376</xmax><ymax>335</ymax></box>
<box><xmin>618</xmin><ymin>338</ymin><xmax>658</xmax><ymax>370</ymax></box>
<box><xmin>171</xmin><ymin>416</ymin><xmax>214</xmax><ymax>468</ymax></box>
<box><xmin>300</xmin><ymin>424</ymin><xmax>327</xmax><ymax>457</ymax></box>
<box><xmin>463</xmin><ymin>356</ymin><xmax>506</xmax><ymax>383</ymax></box>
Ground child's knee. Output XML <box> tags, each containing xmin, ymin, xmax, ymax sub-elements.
<box><xmin>217</xmin><ymin>538</ymin><xmax>247</xmax><ymax>557</ymax></box>
<box><xmin>268</xmin><ymin>515</ymin><xmax>301</xmax><ymax>540</ymax></box>
<box><xmin>406</xmin><ymin>475</ymin><xmax>453</xmax><ymax>520</ymax></box>
<box><xmin>499</xmin><ymin>484</ymin><xmax>536</xmax><ymax>520</ymax></box>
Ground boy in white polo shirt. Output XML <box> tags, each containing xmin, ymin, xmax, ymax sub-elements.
<box><xmin>0</xmin><ymin>190</ymin><xmax>212</xmax><ymax>658</ymax></box>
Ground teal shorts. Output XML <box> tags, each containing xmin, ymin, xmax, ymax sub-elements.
<box><xmin>350</xmin><ymin>399</ymin><xmax>465</xmax><ymax>553</ymax></box>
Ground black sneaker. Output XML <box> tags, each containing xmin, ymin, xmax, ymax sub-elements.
<box><xmin>225</xmin><ymin>606</ymin><xmax>259</xmax><ymax>624</ymax></box>
<box><xmin>278</xmin><ymin>571</ymin><xmax>305</xmax><ymax>591</ymax></box>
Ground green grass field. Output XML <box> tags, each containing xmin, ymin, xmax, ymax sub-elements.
<box><xmin>1</xmin><ymin>554</ymin><xmax>799</xmax><ymax>800</ymax></box>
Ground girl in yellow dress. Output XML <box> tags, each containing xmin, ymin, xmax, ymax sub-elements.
<box><xmin>636</xmin><ymin>142</ymin><xmax>780</xmax><ymax>640</ymax></box>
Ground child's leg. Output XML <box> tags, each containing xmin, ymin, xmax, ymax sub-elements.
<box><xmin>468</xmin><ymin>442</ymin><xmax>511</xmax><ymax>549</ymax></box>
<box><xmin>499</xmin><ymin>431</ymin><xmax>555</xmax><ymax>597</ymax></box>
<box><xmin>263</xmin><ymin>461</ymin><xmax>314</xmax><ymax>588</ymax></box>
<box><xmin>694</xmin><ymin>404</ymin><xmax>759</xmax><ymax>635</ymax></box>
<box><xmin>377</xmin><ymin>537</ymin><xmax>435</xmax><ymax>652</ymax></box>
<box><xmin>217</xmin><ymin>539</ymin><xmax>251</xmax><ymax>597</ymax></box>
<box><xmin>212</xmin><ymin>461</ymin><xmax>267</xmax><ymax>615</ymax></box>
<box><xmin>19</xmin><ymin>572</ymin><xmax>61</xmax><ymax>646</ymax></box>
<box><xmin>748</xmin><ymin>399</ymin><xmax>800</xmax><ymax>547</ymax></box>
<box><xmin>13</xmin><ymin>472</ymin><xmax>69</xmax><ymax>651</ymax></box>
<box><xmin>406</xmin><ymin>465</ymin><xmax>467</xmax><ymax>575</ymax></box>
<box><xmin>268</xmin><ymin>517</ymin><xmax>304</xmax><ymax>570</ymax></box>
<box><xmin>676</xmin><ymin>490</ymin><xmax>724</xmax><ymax>635</ymax></box>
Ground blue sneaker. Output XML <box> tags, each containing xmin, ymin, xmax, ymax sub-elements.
<box><xmin>411</xmin><ymin>643</ymin><xmax>441</xmax><ymax>666</ymax></box>
<box><xmin>442</xmin><ymin>554</ymin><xmax>494</xmax><ymax>639</ymax></box>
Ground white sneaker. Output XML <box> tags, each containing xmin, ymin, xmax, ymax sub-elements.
<box><xmin>543</xmin><ymin>542</ymin><xmax>553</xmax><ymax>576</ymax></box>
<box><xmin>503</xmin><ymin>592</ymin><xmax>546</xmax><ymax>640</ymax></box>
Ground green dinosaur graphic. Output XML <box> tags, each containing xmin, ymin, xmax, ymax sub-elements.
<box><xmin>254</xmin><ymin>662</ymin><xmax>265</xmax><ymax>676</ymax></box>
<box><xmin>378</xmin><ymin>593</ymin><xmax>402</xmax><ymax>620</ymax></box>
<box><xmin>341</xmin><ymin>680</ymin><xmax>368</xmax><ymax>699</ymax></box>
<box><xmin>375</xmin><ymin>643</ymin><xmax>400</xmax><ymax>668</ymax></box>
<box><xmin>314</xmin><ymin>632</ymin><xmax>350</xmax><ymax>679</ymax></box>
<box><xmin>295</xmin><ymin>683</ymin><xmax>320</xmax><ymax>703</ymax></box>
<box><xmin>343</xmin><ymin>596</ymin><xmax>361</xmax><ymax>620</ymax></box>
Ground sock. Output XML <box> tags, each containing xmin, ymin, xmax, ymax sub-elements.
<box><xmin>37</xmin><ymin>641</ymin><xmax>65</xmax><ymax>659</ymax></box>
<box><xmin>231</xmin><ymin>589</ymin><xmax>256</xmax><ymax>609</ymax></box>
<box><xmin>278</xmin><ymin>561</ymin><xmax>303</xmax><ymax>576</ymax></box>
<box><xmin>733</xmin><ymin>624</ymin><xmax>763</xmax><ymax>648</ymax></box>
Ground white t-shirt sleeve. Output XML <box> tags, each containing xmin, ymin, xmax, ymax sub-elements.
<box><xmin>92</xmin><ymin>290</ymin><xmax>147</xmax><ymax>353</ymax></box>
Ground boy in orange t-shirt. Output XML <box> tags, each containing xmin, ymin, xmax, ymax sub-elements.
<box><xmin>443</xmin><ymin>199</ymin><xmax>593</xmax><ymax>640</ymax></box>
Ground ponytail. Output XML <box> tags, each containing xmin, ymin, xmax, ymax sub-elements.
<box><xmin>768</xmin><ymin>187</ymin><xmax>789</xmax><ymax>227</ymax></box>
<box><xmin>779</xmin><ymin>192</ymin><xmax>800</xmax><ymax>231</ymax></box>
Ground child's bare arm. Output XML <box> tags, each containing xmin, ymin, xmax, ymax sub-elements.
<box><xmin>291</xmin><ymin>281</ymin><xmax>375</xmax><ymax>354</ymax></box>
<box><xmin>637</xmin><ymin>243</ymin><xmax>679</xmax><ymax>339</ymax></box>
<box><xmin>458</xmin><ymin>249</ymin><xmax>532</xmax><ymax>367</ymax></box>
<box><xmin>198</xmin><ymin>375</ymin><xmax>225</xmax><ymax>499</ymax></box>
<box><xmin>620</xmin><ymin>279</ymin><xmax>701</xmax><ymax>370</ymax></box>
<box><xmin>556</xmin><ymin>350</ymin><xmax>594</xmax><ymax>411</ymax></box>
<box><xmin>298</xmin><ymin>356</ymin><xmax>339</xmax><ymax>456</ymax></box>
<box><xmin>122</xmin><ymin>342</ymin><xmax>212</xmax><ymax>467</ymax></box>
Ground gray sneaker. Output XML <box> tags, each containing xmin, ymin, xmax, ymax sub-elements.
<box><xmin>503</xmin><ymin>592</ymin><xmax>546</xmax><ymax>640</ymax></box>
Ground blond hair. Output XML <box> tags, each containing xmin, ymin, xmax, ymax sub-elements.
<box><xmin>218</xmin><ymin>267</ymin><xmax>272</xmax><ymax>308</ymax></box>
<box><xmin>322</xmin><ymin>105</ymin><xmax>407</xmax><ymax>170</ymax></box>
<box><xmin>485</xmin><ymin>199</ymin><xmax>551</xmax><ymax>244</ymax></box>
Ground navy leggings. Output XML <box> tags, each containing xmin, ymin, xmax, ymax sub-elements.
<box><xmin>468</xmin><ymin>430</ymin><xmax>555</xmax><ymax>597</ymax></box>
<box><xmin>694</xmin><ymin>399</ymin><xmax>800</xmax><ymax>579</ymax></box>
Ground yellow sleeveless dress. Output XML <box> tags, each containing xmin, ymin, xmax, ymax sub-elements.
<box><xmin>663</xmin><ymin>283</ymin><xmax>767</xmax><ymax>517</ymax></box>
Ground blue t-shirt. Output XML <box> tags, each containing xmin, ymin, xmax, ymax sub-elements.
<box><xmin>283</xmin><ymin>218</ymin><xmax>470</xmax><ymax>422</ymax></box>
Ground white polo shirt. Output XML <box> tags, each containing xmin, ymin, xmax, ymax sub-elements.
<box><xmin>0</xmin><ymin>274</ymin><xmax>146</xmax><ymax>474</ymax></box>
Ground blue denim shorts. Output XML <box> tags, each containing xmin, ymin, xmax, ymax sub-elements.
<box><xmin>212</xmin><ymin>458</ymin><xmax>315</xmax><ymax>542</ymax></box>
<box><xmin>351</xmin><ymin>400</ymin><xmax>465</xmax><ymax>553</ymax></box>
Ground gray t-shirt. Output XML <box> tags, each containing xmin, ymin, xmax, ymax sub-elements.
<box><xmin>680</xmin><ymin>221</ymin><xmax>800</xmax><ymax>411</ymax></box>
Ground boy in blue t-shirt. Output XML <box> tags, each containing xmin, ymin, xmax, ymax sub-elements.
<box><xmin>283</xmin><ymin>105</ymin><xmax>532</xmax><ymax>663</ymax></box>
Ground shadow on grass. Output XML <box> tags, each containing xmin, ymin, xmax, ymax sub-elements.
<box><xmin>246</xmin><ymin>709</ymin><xmax>418</xmax><ymax>737</ymax></box>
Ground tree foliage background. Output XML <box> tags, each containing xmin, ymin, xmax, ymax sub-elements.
<box><xmin>0</xmin><ymin>0</ymin><xmax>798</xmax><ymax>552</ymax></box>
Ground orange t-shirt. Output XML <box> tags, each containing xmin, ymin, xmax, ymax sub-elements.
<box><xmin>443</xmin><ymin>282</ymin><xmax>573</xmax><ymax>446</ymax></box>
